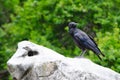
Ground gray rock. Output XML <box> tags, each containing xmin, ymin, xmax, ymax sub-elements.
<box><xmin>7</xmin><ymin>41</ymin><xmax>120</xmax><ymax>80</ymax></box>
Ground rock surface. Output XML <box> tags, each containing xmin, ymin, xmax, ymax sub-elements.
<box><xmin>7</xmin><ymin>41</ymin><xmax>120</xmax><ymax>80</ymax></box>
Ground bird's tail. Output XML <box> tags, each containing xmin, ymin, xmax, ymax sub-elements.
<box><xmin>97</xmin><ymin>47</ymin><xmax>105</xmax><ymax>57</ymax></box>
<box><xmin>93</xmin><ymin>47</ymin><xmax>105</xmax><ymax>60</ymax></box>
<box><xmin>97</xmin><ymin>55</ymin><xmax>102</xmax><ymax>61</ymax></box>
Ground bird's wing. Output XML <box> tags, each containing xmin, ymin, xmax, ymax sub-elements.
<box><xmin>74</xmin><ymin>33</ymin><xmax>103</xmax><ymax>60</ymax></box>
<box><xmin>88</xmin><ymin>35</ymin><xmax>105</xmax><ymax>57</ymax></box>
<box><xmin>88</xmin><ymin>35</ymin><xmax>98</xmax><ymax>46</ymax></box>
<box><xmin>74</xmin><ymin>32</ymin><xmax>96</xmax><ymax>49</ymax></box>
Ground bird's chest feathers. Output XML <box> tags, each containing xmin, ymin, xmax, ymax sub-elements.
<box><xmin>69</xmin><ymin>28</ymin><xmax>76</xmax><ymax>36</ymax></box>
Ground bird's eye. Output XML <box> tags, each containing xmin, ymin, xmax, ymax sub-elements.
<box><xmin>28</xmin><ymin>50</ymin><xmax>38</xmax><ymax>57</ymax></box>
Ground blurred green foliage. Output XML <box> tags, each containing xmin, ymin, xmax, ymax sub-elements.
<box><xmin>0</xmin><ymin>0</ymin><xmax>120</xmax><ymax>79</ymax></box>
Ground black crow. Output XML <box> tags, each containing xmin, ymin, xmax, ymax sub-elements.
<box><xmin>68</xmin><ymin>22</ymin><xmax>105</xmax><ymax>60</ymax></box>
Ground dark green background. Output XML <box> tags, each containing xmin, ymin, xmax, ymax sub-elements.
<box><xmin>0</xmin><ymin>0</ymin><xmax>120</xmax><ymax>79</ymax></box>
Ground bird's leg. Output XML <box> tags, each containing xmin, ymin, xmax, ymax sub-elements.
<box><xmin>75</xmin><ymin>49</ymin><xmax>87</xmax><ymax>58</ymax></box>
<box><xmin>79</xmin><ymin>49</ymin><xmax>87</xmax><ymax>57</ymax></box>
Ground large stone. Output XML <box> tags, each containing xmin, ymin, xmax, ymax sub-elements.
<box><xmin>7</xmin><ymin>41</ymin><xmax>120</xmax><ymax>80</ymax></box>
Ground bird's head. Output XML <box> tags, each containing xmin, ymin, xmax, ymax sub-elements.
<box><xmin>68</xmin><ymin>22</ymin><xmax>77</xmax><ymax>29</ymax></box>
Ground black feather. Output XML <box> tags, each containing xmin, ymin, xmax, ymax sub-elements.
<box><xmin>68</xmin><ymin>22</ymin><xmax>105</xmax><ymax>60</ymax></box>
